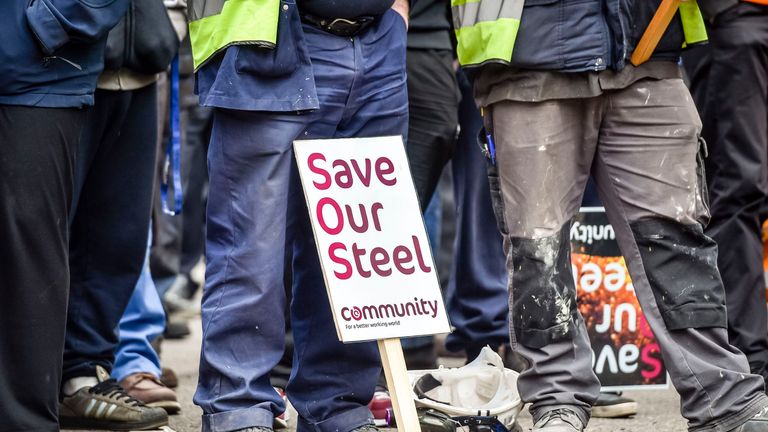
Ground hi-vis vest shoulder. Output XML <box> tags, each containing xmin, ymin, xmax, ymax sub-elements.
<box><xmin>189</xmin><ymin>0</ymin><xmax>280</xmax><ymax>70</ymax></box>
<box><xmin>451</xmin><ymin>0</ymin><xmax>709</xmax><ymax>68</ymax></box>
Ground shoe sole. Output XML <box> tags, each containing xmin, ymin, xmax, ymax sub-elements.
<box><xmin>147</xmin><ymin>400</ymin><xmax>182</xmax><ymax>415</ymax></box>
<box><xmin>60</xmin><ymin>416</ymin><xmax>168</xmax><ymax>430</ymax></box>
<box><xmin>592</xmin><ymin>401</ymin><xmax>638</xmax><ymax>418</ymax></box>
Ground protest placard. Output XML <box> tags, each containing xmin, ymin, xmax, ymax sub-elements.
<box><xmin>294</xmin><ymin>135</ymin><xmax>451</xmax><ymax>431</ymax></box>
<box><xmin>572</xmin><ymin>208</ymin><xmax>669</xmax><ymax>390</ymax></box>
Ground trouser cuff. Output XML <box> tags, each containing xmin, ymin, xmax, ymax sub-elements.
<box><xmin>297</xmin><ymin>406</ymin><xmax>374</xmax><ymax>432</ymax></box>
<box><xmin>690</xmin><ymin>393</ymin><xmax>768</xmax><ymax>432</ymax></box>
<box><xmin>202</xmin><ymin>406</ymin><xmax>273</xmax><ymax>432</ymax></box>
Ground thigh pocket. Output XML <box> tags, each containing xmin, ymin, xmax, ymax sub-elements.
<box><xmin>235</xmin><ymin>0</ymin><xmax>300</xmax><ymax>77</ymax></box>
<box><xmin>487</xmin><ymin>163</ymin><xmax>509</xmax><ymax>236</ymax></box>
<box><xmin>695</xmin><ymin>136</ymin><xmax>711</xmax><ymax>226</ymax></box>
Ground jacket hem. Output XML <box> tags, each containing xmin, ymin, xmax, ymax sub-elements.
<box><xmin>199</xmin><ymin>94</ymin><xmax>319</xmax><ymax>112</ymax></box>
<box><xmin>0</xmin><ymin>93</ymin><xmax>93</xmax><ymax>108</ymax></box>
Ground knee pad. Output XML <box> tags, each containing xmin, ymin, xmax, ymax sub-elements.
<box><xmin>510</xmin><ymin>224</ymin><xmax>579</xmax><ymax>348</ymax></box>
<box><xmin>631</xmin><ymin>218</ymin><xmax>726</xmax><ymax>330</ymax></box>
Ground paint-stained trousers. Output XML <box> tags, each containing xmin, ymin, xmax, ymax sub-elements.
<box><xmin>194</xmin><ymin>12</ymin><xmax>409</xmax><ymax>432</ymax></box>
<box><xmin>486</xmin><ymin>77</ymin><xmax>768</xmax><ymax>431</ymax></box>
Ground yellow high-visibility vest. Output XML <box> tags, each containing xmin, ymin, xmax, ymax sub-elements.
<box><xmin>188</xmin><ymin>0</ymin><xmax>280</xmax><ymax>70</ymax></box>
<box><xmin>452</xmin><ymin>0</ymin><xmax>709</xmax><ymax>68</ymax></box>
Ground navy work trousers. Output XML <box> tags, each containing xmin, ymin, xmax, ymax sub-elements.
<box><xmin>64</xmin><ymin>84</ymin><xmax>159</xmax><ymax>380</ymax></box>
<box><xmin>444</xmin><ymin>72</ymin><xmax>509</xmax><ymax>358</ymax></box>
<box><xmin>194</xmin><ymin>12</ymin><xmax>408</xmax><ymax>432</ymax></box>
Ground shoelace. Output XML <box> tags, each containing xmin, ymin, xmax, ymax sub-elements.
<box><xmin>537</xmin><ymin>409</ymin><xmax>581</xmax><ymax>428</ymax></box>
<box><xmin>89</xmin><ymin>379</ymin><xmax>145</xmax><ymax>407</ymax></box>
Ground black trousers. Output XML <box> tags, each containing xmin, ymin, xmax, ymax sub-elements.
<box><xmin>0</xmin><ymin>105</ymin><xmax>83</xmax><ymax>432</ymax></box>
<box><xmin>63</xmin><ymin>84</ymin><xmax>158</xmax><ymax>380</ymax></box>
<box><xmin>683</xmin><ymin>2</ymin><xmax>768</xmax><ymax>376</ymax></box>
<box><xmin>404</xmin><ymin>48</ymin><xmax>460</xmax><ymax>209</ymax></box>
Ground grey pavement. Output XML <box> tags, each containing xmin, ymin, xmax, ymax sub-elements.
<box><xmin>65</xmin><ymin>317</ymin><xmax>688</xmax><ymax>432</ymax></box>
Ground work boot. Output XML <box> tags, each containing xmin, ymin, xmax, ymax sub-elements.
<box><xmin>120</xmin><ymin>372</ymin><xmax>181</xmax><ymax>414</ymax></box>
<box><xmin>59</xmin><ymin>366</ymin><xmax>168</xmax><ymax>430</ymax></box>
<box><xmin>591</xmin><ymin>392</ymin><xmax>638</xmax><ymax>418</ymax></box>
<box><xmin>532</xmin><ymin>408</ymin><xmax>584</xmax><ymax>432</ymax></box>
<box><xmin>729</xmin><ymin>405</ymin><xmax>768</xmax><ymax>431</ymax></box>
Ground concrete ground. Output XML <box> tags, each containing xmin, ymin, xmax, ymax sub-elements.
<box><xmin>65</xmin><ymin>317</ymin><xmax>689</xmax><ymax>432</ymax></box>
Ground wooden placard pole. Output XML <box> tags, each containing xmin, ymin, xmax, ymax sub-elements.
<box><xmin>378</xmin><ymin>338</ymin><xmax>421</xmax><ymax>431</ymax></box>
<box><xmin>630</xmin><ymin>0</ymin><xmax>682</xmax><ymax>66</ymax></box>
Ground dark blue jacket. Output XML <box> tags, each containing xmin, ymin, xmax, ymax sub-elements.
<box><xmin>510</xmin><ymin>0</ymin><xmax>691</xmax><ymax>72</ymax></box>
<box><xmin>0</xmin><ymin>0</ymin><xmax>129</xmax><ymax>108</ymax></box>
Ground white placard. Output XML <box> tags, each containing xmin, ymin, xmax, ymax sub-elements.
<box><xmin>294</xmin><ymin>136</ymin><xmax>451</xmax><ymax>343</ymax></box>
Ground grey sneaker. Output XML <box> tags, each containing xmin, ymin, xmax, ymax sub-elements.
<box><xmin>729</xmin><ymin>405</ymin><xmax>768</xmax><ymax>431</ymax></box>
<box><xmin>59</xmin><ymin>366</ymin><xmax>168</xmax><ymax>430</ymax></box>
<box><xmin>533</xmin><ymin>408</ymin><xmax>584</xmax><ymax>432</ymax></box>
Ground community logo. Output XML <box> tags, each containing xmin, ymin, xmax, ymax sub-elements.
<box><xmin>341</xmin><ymin>297</ymin><xmax>440</xmax><ymax>322</ymax></box>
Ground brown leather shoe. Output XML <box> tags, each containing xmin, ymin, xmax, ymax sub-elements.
<box><xmin>160</xmin><ymin>367</ymin><xmax>179</xmax><ymax>389</ymax></box>
<box><xmin>120</xmin><ymin>373</ymin><xmax>181</xmax><ymax>414</ymax></box>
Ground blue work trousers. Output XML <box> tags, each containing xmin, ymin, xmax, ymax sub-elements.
<box><xmin>113</xmin><ymin>231</ymin><xmax>164</xmax><ymax>382</ymax></box>
<box><xmin>194</xmin><ymin>12</ymin><xmax>408</xmax><ymax>432</ymax></box>
<box><xmin>444</xmin><ymin>72</ymin><xmax>509</xmax><ymax>358</ymax></box>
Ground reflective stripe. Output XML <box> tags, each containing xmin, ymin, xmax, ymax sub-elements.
<box><xmin>451</xmin><ymin>0</ymin><xmax>480</xmax><ymax>6</ymax></box>
<box><xmin>451</xmin><ymin>0</ymin><xmax>523</xmax><ymax>67</ymax></box>
<box><xmin>106</xmin><ymin>404</ymin><xmax>118</xmax><ymax>417</ymax></box>
<box><xmin>679</xmin><ymin>1</ymin><xmax>708</xmax><ymax>46</ymax></box>
<box><xmin>189</xmin><ymin>0</ymin><xmax>280</xmax><ymax>70</ymax></box>
<box><xmin>453</xmin><ymin>0</ymin><xmax>707</xmax><ymax>67</ymax></box>
<box><xmin>452</xmin><ymin>0</ymin><xmax>522</xmax><ymax>25</ymax></box>
<box><xmin>190</xmin><ymin>0</ymin><xmax>225</xmax><ymax>20</ymax></box>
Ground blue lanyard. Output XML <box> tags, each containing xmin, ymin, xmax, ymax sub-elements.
<box><xmin>161</xmin><ymin>55</ymin><xmax>183</xmax><ymax>215</ymax></box>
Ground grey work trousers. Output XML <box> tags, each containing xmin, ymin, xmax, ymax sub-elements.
<box><xmin>487</xmin><ymin>77</ymin><xmax>768</xmax><ymax>431</ymax></box>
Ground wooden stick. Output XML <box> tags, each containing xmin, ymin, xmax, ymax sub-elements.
<box><xmin>630</xmin><ymin>0</ymin><xmax>682</xmax><ymax>66</ymax></box>
<box><xmin>378</xmin><ymin>338</ymin><xmax>421</xmax><ymax>431</ymax></box>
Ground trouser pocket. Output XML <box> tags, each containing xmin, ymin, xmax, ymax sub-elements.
<box><xmin>487</xmin><ymin>162</ymin><xmax>509</xmax><ymax>236</ymax></box>
<box><xmin>695</xmin><ymin>136</ymin><xmax>711</xmax><ymax>226</ymax></box>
